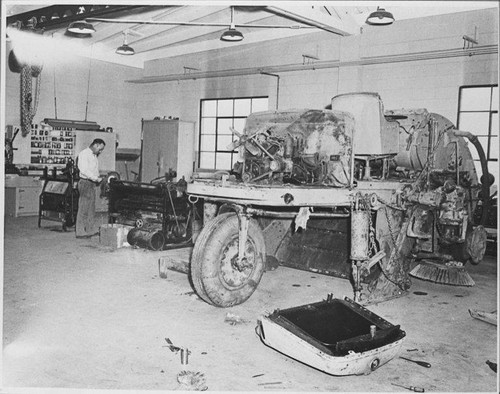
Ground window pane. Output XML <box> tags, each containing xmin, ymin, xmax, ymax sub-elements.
<box><xmin>251</xmin><ymin>98</ymin><xmax>268</xmax><ymax>113</ymax></box>
<box><xmin>217</xmin><ymin>134</ymin><xmax>234</xmax><ymax>151</ymax></box>
<box><xmin>234</xmin><ymin>99</ymin><xmax>251</xmax><ymax>116</ymax></box>
<box><xmin>217</xmin><ymin>118</ymin><xmax>233</xmax><ymax>134</ymax></box>
<box><xmin>489</xmin><ymin>136</ymin><xmax>498</xmax><ymax>160</ymax></box>
<box><xmin>460</xmin><ymin>87</ymin><xmax>492</xmax><ymax>111</ymax></box>
<box><xmin>233</xmin><ymin>118</ymin><xmax>246</xmax><ymax>133</ymax></box>
<box><xmin>199</xmin><ymin>152</ymin><xmax>215</xmax><ymax>169</ymax></box>
<box><xmin>458</xmin><ymin>112</ymin><xmax>490</xmax><ymax>135</ymax></box>
<box><xmin>215</xmin><ymin>152</ymin><xmax>233</xmax><ymax>170</ymax></box>
<box><xmin>218</xmin><ymin>100</ymin><xmax>233</xmax><ymax>116</ymax></box>
<box><xmin>202</xmin><ymin>100</ymin><xmax>216</xmax><ymax>117</ymax></box>
<box><xmin>200</xmin><ymin>134</ymin><xmax>215</xmax><ymax>151</ymax></box>
<box><xmin>201</xmin><ymin>117</ymin><xmax>216</xmax><ymax>134</ymax></box>
<box><xmin>492</xmin><ymin>86</ymin><xmax>498</xmax><ymax>111</ymax></box>
<box><xmin>491</xmin><ymin>112</ymin><xmax>498</xmax><ymax>137</ymax></box>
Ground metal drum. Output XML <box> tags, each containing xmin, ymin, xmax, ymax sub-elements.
<box><xmin>127</xmin><ymin>228</ymin><xmax>165</xmax><ymax>251</ymax></box>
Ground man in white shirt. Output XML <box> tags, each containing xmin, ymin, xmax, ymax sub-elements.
<box><xmin>76</xmin><ymin>138</ymin><xmax>105</xmax><ymax>238</ymax></box>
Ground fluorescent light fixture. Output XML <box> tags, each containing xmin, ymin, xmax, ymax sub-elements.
<box><xmin>366</xmin><ymin>7</ymin><xmax>395</xmax><ymax>26</ymax></box>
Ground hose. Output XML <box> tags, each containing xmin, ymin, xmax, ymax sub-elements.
<box><xmin>452</xmin><ymin>130</ymin><xmax>490</xmax><ymax>225</ymax></box>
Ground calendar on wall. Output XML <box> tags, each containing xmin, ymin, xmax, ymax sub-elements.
<box><xmin>29</xmin><ymin>123</ymin><xmax>75</xmax><ymax>165</ymax></box>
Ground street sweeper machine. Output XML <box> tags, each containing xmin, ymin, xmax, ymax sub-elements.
<box><xmin>187</xmin><ymin>92</ymin><xmax>492</xmax><ymax>307</ymax></box>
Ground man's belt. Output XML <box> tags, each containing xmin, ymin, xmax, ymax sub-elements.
<box><xmin>80</xmin><ymin>177</ymin><xmax>97</xmax><ymax>183</ymax></box>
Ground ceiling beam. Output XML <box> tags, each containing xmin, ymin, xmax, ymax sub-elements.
<box><xmin>264</xmin><ymin>5</ymin><xmax>360</xmax><ymax>36</ymax></box>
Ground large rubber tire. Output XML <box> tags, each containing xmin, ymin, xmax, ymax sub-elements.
<box><xmin>190</xmin><ymin>213</ymin><xmax>227</xmax><ymax>304</ymax></box>
<box><xmin>190</xmin><ymin>213</ymin><xmax>266</xmax><ymax>307</ymax></box>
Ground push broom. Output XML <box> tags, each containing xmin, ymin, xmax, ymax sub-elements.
<box><xmin>409</xmin><ymin>259</ymin><xmax>475</xmax><ymax>287</ymax></box>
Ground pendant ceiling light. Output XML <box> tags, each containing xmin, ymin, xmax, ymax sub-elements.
<box><xmin>365</xmin><ymin>7</ymin><xmax>395</xmax><ymax>26</ymax></box>
<box><xmin>116</xmin><ymin>31</ymin><xmax>135</xmax><ymax>55</ymax></box>
<box><xmin>67</xmin><ymin>21</ymin><xmax>95</xmax><ymax>34</ymax></box>
<box><xmin>220</xmin><ymin>7</ymin><xmax>243</xmax><ymax>42</ymax></box>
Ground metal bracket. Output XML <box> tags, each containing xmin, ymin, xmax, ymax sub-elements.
<box><xmin>236</xmin><ymin>209</ymin><xmax>251</xmax><ymax>270</ymax></box>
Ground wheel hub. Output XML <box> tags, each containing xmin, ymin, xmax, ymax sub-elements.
<box><xmin>221</xmin><ymin>237</ymin><xmax>256</xmax><ymax>288</ymax></box>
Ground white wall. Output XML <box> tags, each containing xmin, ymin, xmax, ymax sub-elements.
<box><xmin>4</xmin><ymin>42</ymin><xmax>143</xmax><ymax>150</ymax></box>
<box><xmin>137</xmin><ymin>8</ymin><xmax>498</xmax><ymax>127</ymax></box>
<box><xmin>4</xmin><ymin>8</ymin><xmax>498</xmax><ymax>156</ymax></box>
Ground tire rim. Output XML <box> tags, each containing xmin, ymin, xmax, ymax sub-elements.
<box><xmin>220</xmin><ymin>235</ymin><xmax>257</xmax><ymax>289</ymax></box>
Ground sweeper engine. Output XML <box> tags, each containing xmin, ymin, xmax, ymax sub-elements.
<box><xmin>230</xmin><ymin>109</ymin><xmax>352</xmax><ymax>187</ymax></box>
<box><xmin>108</xmin><ymin>177</ymin><xmax>194</xmax><ymax>250</ymax></box>
<box><xmin>187</xmin><ymin>92</ymin><xmax>490</xmax><ymax>307</ymax></box>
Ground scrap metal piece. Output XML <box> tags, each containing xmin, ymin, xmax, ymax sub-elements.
<box><xmin>469</xmin><ymin>309</ymin><xmax>497</xmax><ymax>326</ymax></box>
<box><xmin>257</xmin><ymin>296</ymin><xmax>405</xmax><ymax>376</ymax></box>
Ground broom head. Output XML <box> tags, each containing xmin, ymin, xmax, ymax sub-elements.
<box><xmin>410</xmin><ymin>259</ymin><xmax>475</xmax><ymax>287</ymax></box>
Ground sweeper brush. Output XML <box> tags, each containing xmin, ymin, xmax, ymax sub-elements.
<box><xmin>409</xmin><ymin>259</ymin><xmax>475</xmax><ymax>287</ymax></box>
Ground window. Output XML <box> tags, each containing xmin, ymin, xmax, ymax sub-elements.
<box><xmin>199</xmin><ymin>97</ymin><xmax>268</xmax><ymax>170</ymax></box>
<box><xmin>457</xmin><ymin>85</ymin><xmax>498</xmax><ymax>188</ymax></box>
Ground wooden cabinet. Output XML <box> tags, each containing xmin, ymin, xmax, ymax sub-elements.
<box><xmin>140</xmin><ymin>119</ymin><xmax>195</xmax><ymax>183</ymax></box>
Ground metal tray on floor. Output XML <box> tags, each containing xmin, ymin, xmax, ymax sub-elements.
<box><xmin>257</xmin><ymin>295</ymin><xmax>405</xmax><ymax>376</ymax></box>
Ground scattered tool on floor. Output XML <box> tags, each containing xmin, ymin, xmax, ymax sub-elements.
<box><xmin>252</xmin><ymin>374</ymin><xmax>265</xmax><ymax>378</ymax></box>
<box><xmin>391</xmin><ymin>383</ymin><xmax>425</xmax><ymax>392</ymax></box>
<box><xmin>400</xmin><ymin>356</ymin><xmax>431</xmax><ymax>368</ymax></box>
<box><xmin>409</xmin><ymin>259</ymin><xmax>475</xmax><ymax>287</ymax></box>
<box><xmin>257</xmin><ymin>381</ymin><xmax>283</xmax><ymax>386</ymax></box>
<box><xmin>224</xmin><ymin>312</ymin><xmax>249</xmax><ymax>325</ymax></box>
<box><xmin>486</xmin><ymin>360</ymin><xmax>497</xmax><ymax>373</ymax></box>
<box><xmin>469</xmin><ymin>309</ymin><xmax>497</xmax><ymax>326</ymax></box>
<box><xmin>164</xmin><ymin>337</ymin><xmax>181</xmax><ymax>353</ymax></box>
<box><xmin>180</xmin><ymin>347</ymin><xmax>189</xmax><ymax>365</ymax></box>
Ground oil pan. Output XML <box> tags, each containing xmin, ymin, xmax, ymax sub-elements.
<box><xmin>257</xmin><ymin>295</ymin><xmax>405</xmax><ymax>376</ymax></box>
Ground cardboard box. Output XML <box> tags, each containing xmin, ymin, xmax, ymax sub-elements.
<box><xmin>99</xmin><ymin>224</ymin><xmax>133</xmax><ymax>249</ymax></box>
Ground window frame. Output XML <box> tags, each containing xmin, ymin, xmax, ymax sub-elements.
<box><xmin>457</xmin><ymin>84</ymin><xmax>498</xmax><ymax>185</ymax></box>
<box><xmin>198</xmin><ymin>96</ymin><xmax>269</xmax><ymax>171</ymax></box>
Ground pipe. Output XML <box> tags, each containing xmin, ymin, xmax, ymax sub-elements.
<box><xmin>127</xmin><ymin>45</ymin><xmax>497</xmax><ymax>84</ymax></box>
<box><xmin>260</xmin><ymin>71</ymin><xmax>280</xmax><ymax>110</ymax></box>
<box><xmin>452</xmin><ymin>130</ymin><xmax>490</xmax><ymax>225</ymax></box>
<box><xmin>127</xmin><ymin>227</ymin><xmax>165</xmax><ymax>250</ymax></box>
<box><xmin>246</xmin><ymin>207</ymin><xmax>349</xmax><ymax>218</ymax></box>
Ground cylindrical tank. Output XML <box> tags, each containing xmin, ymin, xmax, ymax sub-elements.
<box><xmin>127</xmin><ymin>228</ymin><xmax>165</xmax><ymax>251</ymax></box>
<box><xmin>350</xmin><ymin>210</ymin><xmax>370</xmax><ymax>261</ymax></box>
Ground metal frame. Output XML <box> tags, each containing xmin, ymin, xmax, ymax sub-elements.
<box><xmin>198</xmin><ymin>96</ymin><xmax>269</xmax><ymax>171</ymax></box>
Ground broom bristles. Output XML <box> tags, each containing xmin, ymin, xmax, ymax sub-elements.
<box><xmin>410</xmin><ymin>260</ymin><xmax>475</xmax><ymax>287</ymax></box>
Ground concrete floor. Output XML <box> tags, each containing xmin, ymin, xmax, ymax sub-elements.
<box><xmin>2</xmin><ymin>215</ymin><xmax>499</xmax><ymax>393</ymax></box>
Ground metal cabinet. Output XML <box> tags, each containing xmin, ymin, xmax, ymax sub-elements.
<box><xmin>140</xmin><ymin>119</ymin><xmax>195</xmax><ymax>183</ymax></box>
<box><xmin>5</xmin><ymin>184</ymin><xmax>43</xmax><ymax>217</ymax></box>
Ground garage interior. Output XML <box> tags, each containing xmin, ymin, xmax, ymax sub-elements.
<box><xmin>2</xmin><ymin>2</ymin><xmax>499</xmax><ymax>393</ymax></box>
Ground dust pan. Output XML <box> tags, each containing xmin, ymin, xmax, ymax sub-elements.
<box><xmin>257</xmin><ymin>295</ymin><xmax>406</xmax><ymax>376</ymax></box>
<box><xmin>410</xmin><ymin>259</ymin><xmax>475</xmax><ymax>287</ymax></box>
